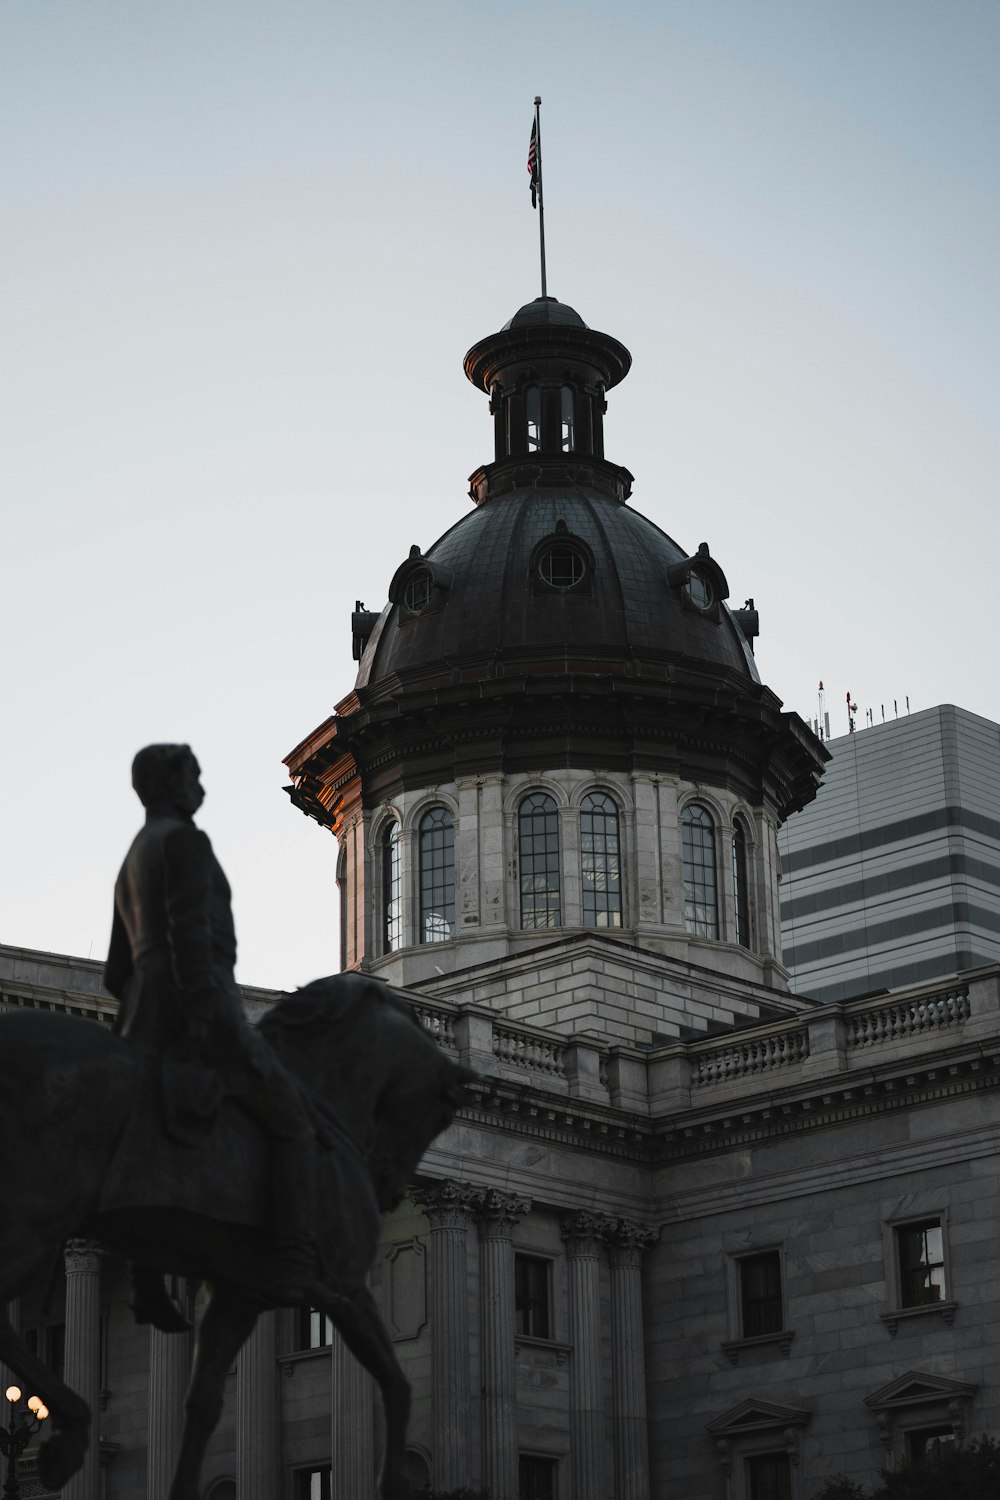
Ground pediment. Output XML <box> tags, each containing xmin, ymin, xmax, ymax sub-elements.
<box><xmin>864</xmin><ymin>1370</ymin><xmax>977</xmax><ymax>1411</ymax></box>
<box><xmin>706</xmin><ymin>1398</ymin><xmax>811</xmax><ymax>1436</ymax></box>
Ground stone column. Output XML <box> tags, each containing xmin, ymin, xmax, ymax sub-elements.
<box><xmin>561</xmin><ymin>1212</ymin><xmax>608</xmax><ymax>1500</ymax></box>
<box><xmin>605</xmin><ymin>1219</ymin><xmax>659</xmax><ymax>1500</ymax></box>
<box><xmin>237</xmin><ymin>1309</ymin><xmax>280</xmax><ymax>1500</ymax></box>
<box><xmin>331</xmin><ymin>1314</ymin><xmax>374</xmax><ymax>1494</ymax></box>
<box><xmin>62</xmin><ymin>1239</ymin><xmax>104</xmax><ymax>1500</ymax></box>
<box><xmin>147</xmin><ymin>1280</ymin><xmax>193</xmax><ymax>1500</ymax></box>
<box><xmin>413</xmin><ymin>1181</ymin><xmax>484</xmax><ymax>1491</ymax></box>
<box><xmin>478</xmin><ymin>1189</ymin><xmax>531</xmax><ymax>1500</ymax></box>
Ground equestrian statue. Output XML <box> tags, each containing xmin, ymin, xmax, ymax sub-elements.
<box><xmin>0</xmin><ymin>744</ymin><xmax>475</xmax><ymax>1499</ymax></box>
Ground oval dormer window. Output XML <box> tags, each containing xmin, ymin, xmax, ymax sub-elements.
<box><xmin>403</xmin><ymin>567</ymin><xmax>433</xmax><ymax>613</ymax></box>
<box><xmin>686</xmin><ymin>568</ymin><xmax>715</xmax><ymax>612</ymax></box>
<box><xmin>538</xmin><ymin>542</ymin><xmax>586</xmax><ymax>591</ymax></box>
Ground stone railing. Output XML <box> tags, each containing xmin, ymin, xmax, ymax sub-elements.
<box><xmin>409</xmin><ymin>970</ymin><xmax>995</xmax><ymax>1118</ymax></box>
<box><xmin>848</xmin><ymin>986</ymin><xmax>970</xmax><ymax>1049</ymax></box>
<box><xmin>690</xmin><ymin>1025</ymin><xmax>810</xmax><ymax>1089</ymax></box>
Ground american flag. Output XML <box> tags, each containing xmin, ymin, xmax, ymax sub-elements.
<box><xmin>527</xmin><ymin>120</ymin><xmax>538</xmax><ymax>208</ymax></box>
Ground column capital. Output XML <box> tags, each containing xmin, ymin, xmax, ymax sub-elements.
<box><xmin>413</xmin><ymin>1179</ymin><xmax>485</xmax><ymax>1228</ymax></box>
<box><xmin>64</xmin><ymin>1239</ymin><xmax>106</xmax><ymax>1275</ymax></box>
<box><xmin>561</xmin><ymin>1210</ymin><xmax>616</xmax><ymax>1255</ymax></box>
<box><xmin>477</xmin><ymin>1188</ymin><xmax>532</xmax><ymax>1237</ymax></box>
<box><xmin>603</xmin><ymin>1218</ymin><xmax>660</xmax><ymax>1266</ymax></box>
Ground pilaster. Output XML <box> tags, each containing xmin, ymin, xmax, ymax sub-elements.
<box><xmin>560</xmin><ymin>1212</ymin><xmax>609</xmax><ymax>1500</ymax></box>
<box><xmin>62</xmin><ymin>1239</ymin><xmax>105</xmax><ymax>1500</ymax></box>
<box><xmin>237</xmin><ymin>1310</ymin><xmax>279</xmax><ymax>1500</ymax></box>
<box><xmin>478</xmin><ymin>1189</ymin><xmax>531</xmax><ymax>1500</ymax></box>
<box><xmin>605</xmin><ymin>1219</ymin><xmax>659</xmax><ymax>1500</ymax></box>
<box><xmin>147</xmin><ymin>1280</ymin><xmax>192</xmax><ymax>1500</ymax></box>
<box><xmin>413</xmin><ymin>1180</ymin><xmax>485</xmax><ymax>1490</ymax></box>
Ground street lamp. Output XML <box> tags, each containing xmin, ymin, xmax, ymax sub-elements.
<box><xmin>0</xmin><ymin>1385</ymin><xmax>48</xmax><ymax>1500</ymax></box>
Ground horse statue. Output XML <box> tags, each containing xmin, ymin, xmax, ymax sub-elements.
<box><xmin>0</xmin><ymin>972</ymin><xmax>476</xmax><ymax>1499</ymax></box>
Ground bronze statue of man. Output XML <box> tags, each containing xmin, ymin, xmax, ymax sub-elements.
<box><xmin>105</xmin><ymin>743</ymin><xmax>319</xmax><ymax>1324</ymax></box>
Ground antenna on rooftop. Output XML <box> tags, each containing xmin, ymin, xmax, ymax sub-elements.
<box><xmin>847</xmin><ymin>690</ymin><xmax>858</xmax><ymax>734</ymax></box>
<box><xmin>814</xmin><ymin>681</ymin><xmax>830</xmax><ymax>741</ymax></box>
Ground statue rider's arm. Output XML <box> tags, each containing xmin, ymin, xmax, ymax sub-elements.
<box><xmin>163</xmin><ymin>824</ymin><xmax>218</xmax><ymax>1017</ymax></box>
<box><xmin>104</xmin><ymin>905</ymin><xmax>133</xmax><ymax>1009</ymax></box>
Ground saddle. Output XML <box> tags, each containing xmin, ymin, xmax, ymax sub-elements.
<box><xmin>99</xmin><ymin>1052</ymin><xmax>268</xmax><ymax>1227</ymax></box>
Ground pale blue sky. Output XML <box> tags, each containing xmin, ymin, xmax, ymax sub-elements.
<box><xmin>3</xmin><ymin>1</ymin><xmax>998</xmax><ymax>985</ymax></box>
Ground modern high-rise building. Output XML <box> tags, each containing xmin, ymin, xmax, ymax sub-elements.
<box><xmin>779</xmin><ymin>704</ymin><xmax>1000</xmax><ymax>1002</ymax></box>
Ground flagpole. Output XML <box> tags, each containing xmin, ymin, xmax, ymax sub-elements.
<box><xmin>534</xmin><ymin>96</ymin><xmax>548</xmax><ymax>299</ymax></box>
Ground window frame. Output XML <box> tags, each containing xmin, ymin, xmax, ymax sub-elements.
<box><xmin>293</xmin><ymin>1467</ymin><xmax>332</xmax><ymax>1500</ymax></box>
<box><xmin>580</xmin><ymin>789</ymin><xmax>623</xmax><ymax>929</ymax></box>
<box><xmin>723</xmin><ymin>1246</ymin><xmax>793</xmax><ymax>1362</ymax></box>
<box><xmin>519</xmin><ymin>1452</ymin><xmax>559</xmax><ymax>1500</ymax></box>
<box><xmin>732</xmin><ymin>815</ymin><xmax>753</xmax><ymax>949</ymax></box>
<box><xmin>882</xmin><ymin>1211</ymin><xmax>957</xmax><ymax>1332</ymax></box>
<box><xmin>518</xmin><ymin>791</ymin><xmax>562</xmax><ymax>930</ymax></box>
<box><xmin>417</xmin><ymin>804</ymin><xmax>455</xmax><ymax>945</ymax></box>
<box><xmin>514</xmin><ymin>1252</ymin><xmax>553</xmax><ymax>1341</ymax></box>
<box><xmin>380</xmin><ymin>818</ymin><xmax>403</xmax><ymax>954</ymax></box>
<box><xmin>682</xmin><ymin>801</ymin><xmax>720</xmax><ymax>939</ymax></box>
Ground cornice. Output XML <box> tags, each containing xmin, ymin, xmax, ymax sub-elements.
<box><xmin>442</xmin><ymin>1038</ymin><xmax>1000</xmax><ymax>1171</ymax></box>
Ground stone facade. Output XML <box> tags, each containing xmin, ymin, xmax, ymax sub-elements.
<box><xmin>3</xmin><ymin>945</ymin><xmax>999</xmax><ymax>1499</ymax></box>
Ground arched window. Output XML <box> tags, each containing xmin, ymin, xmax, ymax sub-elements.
<box><xmin>519</xmin><ymin>792</ymin><xmax>560</xmax><ymax>928</ymax></box>
<box><xmin>337</xmin><ymin>845</ymin><xmax>348</xmax><ymax>970</ymax></box>
<box><xmin>581</xmin><ymin>791</ymin><xmax>622</xmax><ymax>928</ymax></box>
<box><xmin>733</xmin><ymin>818</ymin><xmax>752</xmax><ymax>948</ymax></box>
<box><xmin>682</xmin><ymin>803</ymin><xmax>719</xmax><ymax>939</ymax></box>
<box><xmin>382</xmin><ymin>820</ymin><xmax>402</xmax><ymax>953</ymax></box>
<box><xmin>526</xmin><ymin>386</ymin><xmax>541</xmax><ymax>451</ymax></box>
<box><xmin>419</xmin><ymin>806</ymin><xmax>455</xmax><ymax>944</ymax></box>
<box><xmin>560</xmin><ymin>385</ymin><xmax>575</xmax><ymax>451</ymax></box>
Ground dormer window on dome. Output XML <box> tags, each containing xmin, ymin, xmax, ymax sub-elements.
<box><xmin>531</xmin><ymin>522</ymin><xmax>594</xmax><ymax>594</ymax></box>
<box><xmin>388</xmin><ymin>547</ymin><xmax>452</xmax><ymax>622</ymax></box>
<box><xmin>666</xmin><ymin>543</ymin><xmax>729</xmax><ymax>623</ymax></box>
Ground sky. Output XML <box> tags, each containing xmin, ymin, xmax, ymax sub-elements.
<box><xmin>3</xmin><ymin>0</ymin><xmax>998</xmax><ymax>988</ymax></box>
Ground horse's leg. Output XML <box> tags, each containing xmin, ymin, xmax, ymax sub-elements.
<box><xmin>168</xmin><ymin>1286</ymin><xmax>258</xmax><ymax>1500</ymax></box>
<box><xmin>324</xmin><ymin>1287</ymin><xmax>412</xmax><ymax>1500</ymax></box>
<box><xmin>0</xmin><ymin>1302</ymin><xmax>90</xmax><ymax>1490</ymax></box>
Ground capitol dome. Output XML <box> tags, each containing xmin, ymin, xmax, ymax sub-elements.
<box><xmin>285</xmin><ymin>294</ymin><xmax>825</xmax><ymax>996</ymax></box>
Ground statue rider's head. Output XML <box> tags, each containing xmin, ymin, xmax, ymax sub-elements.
<box><xmin>131</xmin><ymin>744</ymin><xmax>205</xmax><ymax>817</ymax></box>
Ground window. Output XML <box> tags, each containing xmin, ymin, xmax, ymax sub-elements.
<box><xmin>419</xmin><ymin>806</ymin><xmax>455</xmax><ymax>943</ymax></box>
<box><xmin>906</xmin><ymin>1427</ymin><xmax>957</xmax><ymax>1464</ymax></box>
<box><xmin>739</xmin><ymin>1251</ymin><xmax>783</xmax><ymax>1338</ymax></box>
<box><xmin>733</xmin><ymin>819</ymin><xmax>751</xmax><ymax>948</ymax></box>
<box><xmin>295</xmin><ymin>1469</ymin><xmax>331</xmax><ymax>1500</ymax></box>
<box><xmin>337</xmin><ymin>845</ymin><xmax>347</xmax><ymax>971</ymax></box>
<box><xmin>297</xmin><ymin>1307</ymin><xmax>334</xmax><ymax>1350</ymax></box>
<box><xmin>537</xmin><ymin>542</ymin><xmax>586</xmax><ymax>590</ymax></box>
<box><xmin>519</xmin><ymin>1455</ymin><xmax>557</xmax><ymax>1500</ymax></box>
<box><xmin>526</xmin><ymin>386</ymin><xmax>541</xmax><ymax>451</ymax></box>
<box><xmin>382</xmin><ymin>820</ymin><xmax>402</xmax><ymax>952</ymax></box>
<box><xmin>746</xmin><ymin>1453</ymin><xmax>792</xmax><ymax>1500</ymax></box>
<box><xmin>581</xmin><ymin>791</ymin><xmax>622</xmax><ymax>928</ymax></box>
<box><xmin>897</xmin><ymin>1220</ymin><xmax>946</xmax><ymax>1308</ymax></box>
<box><xmin>519</xmin><ymin>793</ymin><xmax>561</xmax><ymax>928</ymax></box>
<box><xmin>402</xmin><ymin>567</ymin><xmax>433</xmax><ymax>613</ymax></box>
<box><xmin>560</xmin><ymin>385</ymin><xmax>575</xmax><ymax>451</ymax></box>
<box><xmin>682</xmin><ymin>803</ymin><xmax>719</xmax><ymax>938</ymax></box>
<box><xmin>514</xmin><ymin>1254</ymin><xmax>551</xmax><ymax>1339</ymax></box>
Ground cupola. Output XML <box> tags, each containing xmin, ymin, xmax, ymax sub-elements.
<box><xmin>464</xmin><ymin>296</ymin><xmax>633</xmax><ymax>506</ymax></box>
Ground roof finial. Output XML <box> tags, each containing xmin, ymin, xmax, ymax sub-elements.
<box><xmin>527</xmin><ymin>96</ymin><xmax>548</xmax><ymax>299</ymax></box>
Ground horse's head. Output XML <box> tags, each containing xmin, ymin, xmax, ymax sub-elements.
<box><xmin>260</xmin><ymin>974</ymin><xmax>478</xmax><ymax>1209</ymax></box>
<box><xmin>370</xmin><ymin>1045</ymin><xmax>479</xmax><ymax>1212</ymax></box>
